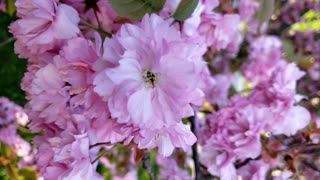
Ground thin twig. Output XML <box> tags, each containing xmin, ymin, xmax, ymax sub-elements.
<box><xmin>189</xmin><ymin>116</ymin><xmax>201</xmax><ymax>180</ymax></box>
<box><xmin>93</xmin><ymin>10</ymin><xmax>102</xmax><ymax>29</ymax></box>
<box><xmin>302</xmin><ymin>159</ymin><xmax>320</xmax><ymax>172</ymax></box>
<box><xmin>0</xmin><ymin>37</ymin><xmax>14</xmax><ymax>48</ymax></box>
<box><xmin>80</xmin><ymin>16</ymin><xmax>112</xmax><ymax>38</ymax></box>
<box><xmin>235</xmin><ymin>155</ymin><xmax>262</xmax><ymax>169</ymax></box>
<box><xmin>91</xmin><ymin>150</ymin><xmax>108</xmax><ymax>164</ymax></box>
<box><xmin>89</xmin><ymin>142</ymin><xmax>112</xmax><ymax>149</ymax></box>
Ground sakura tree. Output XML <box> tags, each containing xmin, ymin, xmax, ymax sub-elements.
<box><xmin>0</xmin><ymin>0</ymin><xmax>319</xmax><ymax>179</ymax></box>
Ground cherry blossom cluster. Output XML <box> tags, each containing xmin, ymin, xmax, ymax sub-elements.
<box><xmin>199</xmin><ymin>36</ymin><xmax>311</xmax><ymax>179</ymax></box>
<box><xmin>0</xmin><ymin>97</ymin><xmax>32</xmax><ymax>165</ymax></box>
<box><xmin>6</xmin><ymin>0</ymin><xmax>317</xmax><ymax>179</ymax></box>
<box><xmin>0</xmin><ymin>1</ymin><xmax>5</xmax><ymax>12</ymax></box>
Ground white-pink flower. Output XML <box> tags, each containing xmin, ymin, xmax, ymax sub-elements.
<box><xmin>10</xmin><ymin>0</ymin><xmax>80</xmax><ymax>57</ymax></box>
<box><xmin>94</xmin><ymin>14</ymin><xmax>202</xmax><ymax>156</ymax></box>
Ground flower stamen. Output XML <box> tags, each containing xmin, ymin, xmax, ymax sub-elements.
<box><xmin>143</xmin><ymin>70</ymin><xmax>159</xmax><ymax>88</ymax></box>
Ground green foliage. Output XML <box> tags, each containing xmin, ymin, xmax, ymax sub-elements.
<box><xmin>173</xmin><ymin>0</ymin><xmax>199</xmax><ymax>21</ymax></box>
<box><xmin>96</xmin><ymin>163</ymin><xmax>112</xmax><ymax>180</ymax></box>
<box><xmin>291</xmin><ymin>10</ymin><xmax>320</xmax><ymax>32</ymax></box>
<box><xmin>0</xmin><ymin>167</ymin><xmax>10</xmax><ymax>180</ymax></box>
<box><xmin>149</xmin><ymin>150</ymin><xmax>160</xmax><ymax>178</ymax></box>
<box><xmin>257</xmin><ymin>0</ymin><xmax>275</xmax><ymax>30</ymax></box>
<box><xmin>0</xmin><ymin>12</ymin><xmax>27</xmax><ymax>106</ymax></box>
<box><xmin>18</xmin><ymin>167</ymin><xmax>37</xmax><ymax>180</ymax></box>
<box><xmin>282</xmin><ymin>39</ymin><xmax>296</xmax><ymax>62</ymax></box>
<box><xmin>0</xmin><ymin>143</ymin><xmax>12</xmax><ymax>158</ymax></box>
<box><xmin>303</xmin><ymin>10</ymin><xmax>320</xmax><ymax>20</ymax></box>
<box><xmin>17</xmin><ymin>126</ymin><xmax>41</xmax><ymax>143</ymax></box>
<box><xmin>108</xmin><ymin>0</ymin><xmax>166</xmax><ymax>20</ymax></box>
<box><xmin>138</xmin><ymin>167</ymin><xmax>151</xmax><ymax>180</ymax></box>
<box><xmin>5</xmin><ymin>0</ymin><xmax>16</xmax><ymax>16</ymax></box>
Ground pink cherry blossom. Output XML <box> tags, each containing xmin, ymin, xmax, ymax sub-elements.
<box><xmin>10</xmin><ymin>0</ymin><xmax>80</xmax><ymax>57</ymax></box>
<box><xmin>15</xmin><ymin>0</ymin><xmax>33</xmax><ymax>17</ymax></box>
<box><xmin>157</xmin><ymin>155</ymin><xmax>191</xmax><ymax>180</ymax></box>
<box><xmin>204</xmin><ymin>73</ymin><xmax>232</xmax><ymax>106</ymax></box>
<box><xmin>93</xmin><ymin>14</ymin><xmax>201</xmax><ymax>156</ymax></box>
<box><xmin>200</xmin><ymin>96</ymin><xmax>267</xmax><ymax>179</ymax></box>
<box><xmin>0</xmin><ymin>0</ymin><xmax>5</xmax><ymax>12</ymax></box>
<box><xmin>249</xmin><ymin>63</ymin><xmax>310</xmax><ymax>136</ymax></box>
<box><xmin>0</xmin><ymin>97</ymin><xmax>25</xmax><ymax>125</ymax></box>
<box><xmin>0</xmin><ymin>97</ymin><xmax>33</xmax><ymax>163</ymax></box>
<box><xmin>239</xmin><ymin>0</ymin><xmax>259</xmax><ymax>22</ymax></box>
<box><xmin>136</xmin><ymin>123</ymin><xmax>196</xmax><ymax>157</ymax></box>
<box><xmin>243</xmin><ymin>36</ymin><xmax>283</xmax><ymax>84</ymax></box>
<box><xmin>237</xmin><ymin>160</ymin><xmax>270</xmax><ymax>180</ymax></box>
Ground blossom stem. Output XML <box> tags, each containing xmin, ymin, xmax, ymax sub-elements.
<box><xmin>80</xmin><ymin>16</ymin><xmax>112</xmax><ymax>38</ymax></box>
<box><xmin>89</xmin><ymin>142</ymin><xmax>111</xmax><ymax>149</ymax></box>
<box><xmin>189</xmin><ymin>116</ymin><xmax>201</xmax><ymax>180</ymax></box>
<box><xmin>0</xmin><ymin>37</ymin><xmax>14</xmax><ymax>48</ymax></box>
<box><xmin>91</xmin><ymin>150</ymin><xmax>108</xmax><ymax>164</ymax></box>
<box><xmin>142</xmin><ymin>152</ymin><xmax>155</xmax><ymax>180</ymax></box>
<box><xmin>93</xmin><ymin>10</ymin><xmax>102</xmax><ymax>28</ymax></box>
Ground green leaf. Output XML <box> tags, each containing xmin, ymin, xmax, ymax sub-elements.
<box><xmin>108</xmin><ymin>0</ymin><xmax>166</xmax><ymax>20</ymax></box>
<box><xmin>0</xmin><ymin>13</ymin><xmax>27</xmax><ymax>106</ymax></box>
<box><xmin>310</xmin><ymin>20</ymin><xmax>320</xmax><ymax>31</ymax></box>
<box><xmin>173</xmin><ymin>0</ymin><xmax>199</xmax><ymax>21</ymax></box>
<box><xmin>282</xmin><ymin>39</ymin><xmax>295</xmax><ymax>62</ymax></box>
<box><xmin>96</xmin><ymin>163</ymin><xmax>112</xmax><ymax>180</ymax></box>
<box><xmin>138</xmin><ymin>167</ymin><xmax>150</xmax><ymax>180</ymax></box>
<box><xmin>5</xmin><ymin>0</ymin><xmax>16</xmax><ymax>16</ymax></box>
<box><xmin>5</xmin><ymin>164</ymin><xmax>21</xmax><ymax>180</ymax></box>
<box><xmin>291</xmin><ymin>22</ymin><xmax>308</xmax><ymax>32</ymax></box>
<box><xmin>0</xmin><ymin>143</ymin><xmax>12</xmax><ymax>158</ymax></box>
<box><xmin>303</xmin><ymin>10</ymin><xmax>320</xmax><ymax>20</ymax></box>
<box><xmin>0</xmin><ymin>167</ymin><xmax>10</xmax><ymax>180</ymax></box>
<box><xmin>257</xmin><ymin>0</ymin><xmax>275</xmax><ymax>30</ymax></box>
<box><xmin>18</xmin><ymin>167</ymin><xmax>37</xmax><ymax>180</ymax></box>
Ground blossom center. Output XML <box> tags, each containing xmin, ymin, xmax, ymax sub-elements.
<box><xmin>143</xmin><ymin>70</ymin><xmax>158</xmax><ymax>88</ymax></box>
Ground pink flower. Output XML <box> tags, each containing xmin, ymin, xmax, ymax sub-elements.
<box><xmin>26</xmin><ymin>63</ymin><xmax>72</xmax><ymax>133</ymax></box>
<box><xmin>308</xmin><ymin>61</ymin><xmax>320</xmax><ymax>80</ymax></box>
<box><xmin>64</xmin><ymin>0</ymin><xmax>120</xmax><ymax>33</ymax></box>
<box><xmin>157</xmin><ymin>155</ymin><xmax>191</xmax><ymax>180</ymax></box>
<box><xmin>0</xmin><ymin>125</ymin><xmax>19</xmax><ymax>146</ymax></box>
<box><xmin>237</xmin><ymin>160</ymin><xmax>270</xmax><ymax>180</ymax></box>
<box><xmin>55</xmin><ymin>134</ymin><xmax>103</xmax><ymax>180</ymax></box>
<box><xmin>0</xmin><ymin>0</ymin><xmax>5</xmax><ymax>12</ymax></box>
<box><xmin>0</xmin><ymin>97</ymin><xmax>25</xmax><ymax>125</ymax></box>
<box><xmin>239</xmin><ymin>0</ymin><xmax>259</xmax><ymax>22</ymax></box>
<box><xmin>0</xmin><ymin>98</ymin><xmax>32</xmax><ymax>163</ymax></box>
<box><xmin>94</xmin><ymin>14</ymin><xmax>202</xmax><ymax>156</ymax></box>
<box><xmin>200</xmin><ymin>146</ymin><xmax>237</xmax><ymax>180</ymax></box>
<box><xmin>243</xmin><ymin>36</ymin><xmax>284</xmax><ymax>84</ymax></box>
<box><xmin>94</xmin><ymin>14</ymin><xmax>204</xmax><ymax>128</ymax></box>
<box><xmin>38</xmin><ymin>132</ymin><xmax>102</xmax><ymax>180</ymax></box>
<box><xmin>200</xmin><ymin>96</ymin><xmax>267</xmax><ymax>178</ymax></box>
<box><xmin>204</xmin><ymin>73</ymin><xmax>232</xmax><ymax>106</ymax></box>
<box><xmin>161</xmin><ymin>0</ymin><xmax>242</xmax><ymax>56</ymax></box>
<box><xmin>10</xmin><ymin>0</ymin><xmax>80</xmax><ymax>56</ymax></box>
<box><xmin>15</xmin><ymin>0</ymin><xmax>33</xmax><ymax>17</ymax></box>
<box><xmin>136</xmin><ymin>123</ymin><xmax>196</xmax><ymax>156</ymax></box>
<box><xmin>250</xmin><ymin>63</ymin><xmax>310</xmax><ymax>136</ymax></box>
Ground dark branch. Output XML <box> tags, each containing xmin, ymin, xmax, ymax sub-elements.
<box><xmin>142</xmin><ymin>152</ymin><xmax>155</xmax><ymax>180</ymax></box>
<box><xmin>189</xmin><ymin>116</ymin><xmax>201</xmax><ymax>180</ymax></box>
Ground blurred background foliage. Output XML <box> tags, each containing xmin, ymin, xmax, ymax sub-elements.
<box><xmin>0</xmin><ymin>11</ymin><xmax>26</xmax><ymax>106</ymax></box>
<box><xmin>0</xmin><ymin>0</ymin><xmax>319</xmax><ymax>179</ymax></box>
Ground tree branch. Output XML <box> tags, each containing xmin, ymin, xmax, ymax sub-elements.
<box><xmin>89</xmin><ymin>142</ymin><xmax>111</xmax><ymax>149</ymax></box>
<box><xmin>142</xmin><ymin>152</ymin><xmax>155</xmax><ymax>180</ymax></box>
<box><xmin>0</xmin><ymin>37</ymin><xmax>14</xmax><ymax>48</ymax></box>
<box><xmin>189</xmin><ymin>116</ymin><xmax>201</xmax><ymax>180</ymax></box>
